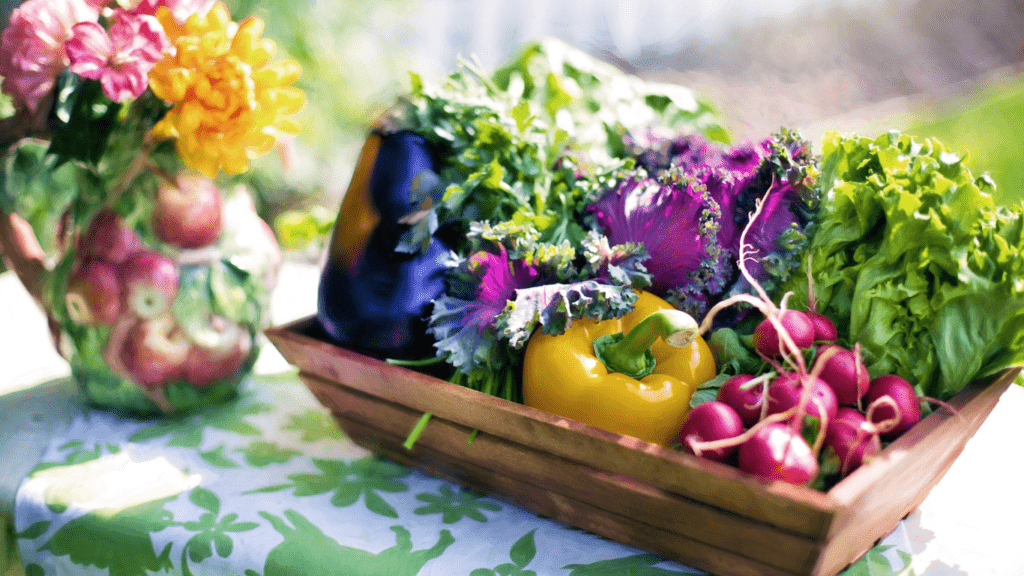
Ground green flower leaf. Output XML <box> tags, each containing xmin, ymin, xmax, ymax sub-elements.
<box><xmin>282</xmin><ymin>409</ymin><xmax>345</xmax><ymax>442</ymax></box>
<box><xmin>39</xmin><ymin>497</ymin><xmax>176</xmax><ymax>576</ymax></box>
<box><xmin>200</xmin><ymin>445</ymin><xmax>241</xmax><ymax>468</ymax></box>
<box><xmin>509</xmin><ymin>530</ymin><xmax>537</xmax><ymax>568</ymax></box>
<box><xmin>222</xmin><ymin>519</ymin><xmax>259</xmax><ymax>533</ymax></box>
<box><xmin>414</xmin><ymin>485</ymin><xmax>502</xmax><ymax>524</ymax></box>
<box><xmin>362</xmin><ymin>490</ymin><xmax>400</xmax><ymax>519</ymax></box>
<box><xmin>239</xmin><ymin>440</ymin><xmax>301</xmax><ymax>467</ymax></box>
<box><xmin>242</xmin><ymin>483</ymin><xmax>293</xmax><ymax>495</ymax></box>
<box><xmin>212</xmin><ymin>532</ymin><xmax>233</xmax><ymax>558</ymax></box>
<box><xmin>189</xmin><ymin>487</ymin><xmax>220</xmax><ymax>515</ymax></box>
<box><xmin>563</xmin><ymin>553</ymin><xmax>691</xmax><ymax>575</ymax></box>
<box><xmin>186</xmin><ymin>533</ymin><xmax>213</xmax><ymax>564</ymax></box>
<box><xmin>16</xmin><ymin>521</ymin><xmax>51</xmax><ymax>540</ymax></box>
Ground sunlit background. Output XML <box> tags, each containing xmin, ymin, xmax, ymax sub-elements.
<box><xmin>228</xmin><ymin>0</ymin><xmax>1024</xmax><ymax>213</ymax></box>
<box><xmin>4</xmin><ymin>0</ymin><xmax>1024</xmax><ymax>251</ymax></box>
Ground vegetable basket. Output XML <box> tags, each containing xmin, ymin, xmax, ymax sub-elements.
<box><xmin>266</xmin><ymin>317</ymin><xmax>1020</xmax><ymax>576</ymax></box>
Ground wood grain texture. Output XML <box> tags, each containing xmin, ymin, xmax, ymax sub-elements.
<box><xmin>265</xmin><ymin>317</ymin><xmax>1021</xmax><ymax>576</ymax></box>
<box><xmin>811</xmin><ymin>369</ymin><xmax>1015</xmax><ymax>575</ymax></box>
<box><xmin>268</xmin><ymin>318</ymin><xmax>835</xmax><ymax>535</ymax></box>
<box><xmin>303</xmin><ymin>372</ymin><xmax>823</xmax><ymax>575</ymax></box>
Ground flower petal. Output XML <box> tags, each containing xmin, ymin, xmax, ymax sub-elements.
<box><xmin>65</xmin><ymin>21</ymin><xmax>112</xmax><ymax>79</ymax></box>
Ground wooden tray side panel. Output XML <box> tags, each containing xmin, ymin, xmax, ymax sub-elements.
<box><xmin>813</xmin><ymin>369</ymin><xmax>1018</xmax><ymax>576</ymax></box>
<box><xmin>302</xmin><ymin>373</ymin><xmax>825</xmax><ymax>576</ymax></box>
<box><xmin>267</xmin><ymin>320</ymin><xmax>836</xmax><ymax>539</ymax></box>
<box><xmin>266</xmin><ymin>319</ymin><xmax>1020</xmax><ymax>576</ymax></box>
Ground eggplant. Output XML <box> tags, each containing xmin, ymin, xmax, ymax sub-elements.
<box><xmin>316</xmin><ymin>130</ymin><xmax>449</xmax><ymax>358</ymax></box>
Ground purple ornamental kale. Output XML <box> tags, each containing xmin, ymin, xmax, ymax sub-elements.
<box><xmin>587</xmin><ymin>172</ymin><xmax>729</xmax><ymax>311</ymax></box>
<box><xmin>589</xmin><ymin>129</ymin><xmax>819</xmax><ymax>323</ymax></box>
<box><xmin>626</xmin><ymin>129</ymin><xmax>767</xmax><ymax>177</ymax></box>
<box><xmin>428</xmin><ymin>222</ymin><xmax>649</xmax><ymax>376</ymax></box>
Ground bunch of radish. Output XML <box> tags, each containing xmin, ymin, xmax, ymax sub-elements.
<box><xmin>678</xmin><ymin>197</ymin><xmax>924</xmax><ymax>486</ymax></box>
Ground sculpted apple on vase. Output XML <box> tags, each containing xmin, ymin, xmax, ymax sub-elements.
<box><xmin>183</xmin><ymin>317</ymin><xmax>253</xmax><ymax>388</ymax></box>
<box><xmin>153</xmin><ymin>175</ymin><xmax>224</xmax><ymax>249</ymax></box>
<box><xmin>121</xmin><ymin>250</ymin><xmax>180</xmax><ymax>319</ymax></box>
<box><xmin>64</xmin><ymin>260</ymin><xmax>122</xmax><ymax>325</ymax></box>
<box><xmin>119</xmin><ymin>314</ymin><xmax>190</xmax><ymax>389</ymax></box>
<box><xmin>79</xmin><ymin>209</ymin><xmax>144</xmax><ymax>264</ymax></box>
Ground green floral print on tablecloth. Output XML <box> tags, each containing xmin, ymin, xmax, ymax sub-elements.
<box><xmin>13</xmin><ymin>375</ymin><xmax>915</xmax><ymax>576</ymax></box>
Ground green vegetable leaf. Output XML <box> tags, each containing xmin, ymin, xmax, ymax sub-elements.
<box><xmin>778</xmin><ymin>131</ymin><xmax>1024</xmax><ymax>398</ymax></box>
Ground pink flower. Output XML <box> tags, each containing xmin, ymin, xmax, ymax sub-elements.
<box><xmin>0</xmin><ymin>0</ymin><xmax>100</xmax><ymax>113</ymax></box>
<box><xmin>65</xmin><ymin>11</ymin><xmax>169</xmax><ymax>103</ymax></box>
<box><xmin>130</xmin><ymin>0</ymin><xmax>216</xmax><ymax>24</ymax></box>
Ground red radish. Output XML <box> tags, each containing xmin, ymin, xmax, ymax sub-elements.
<box><xmin>825</xmin><ymin>407</ymin><xmax>881</xmax><ymax>476</ymax></box>
<box><xmin>752</xmin><ymin>310</ymin><xmax>815</xmax><ymax>358</ymax></box>
<box><xmin>816</xmin><ymin>345</ymin><xmax>870</xmax><ymax>406</ymax></box>
<box><xmin>805</xmin><ymin>310</ymin><xmax>838</xmax><ymax>342</ymax></box>
<box><xmin>717</xmin><ymin>374</ymin><xmax>765</xmax><ymax>428</ymax></box>
<box><xmin>678</xmin><ymin>402</ymin><xmax>745</xmax><ymax>463</ymax></box>
<box><xmin>865</xmin><ymin>375</ymin><xmax>922</xmax><ymax>440</ymax></box>
<box><xmin>737</xmin><ymin>422</ymin><xmax>818</xmax><ymax>484</ymax></box>
<box><xmin>766</xmin><ymin>373</ymin><xmax>838</xmax><ymax>423</ymax></box>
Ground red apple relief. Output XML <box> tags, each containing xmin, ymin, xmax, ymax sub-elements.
<box><xmin>121</xmin><ymin>251</ymin><xmax>181</xmax><ymax>318</ymax></box>
<box><xmin>119</xmin><ymin>314</ymin><xmax>190</xmax><ymax>389</ymax></box>
<box><xmin>65</xmin><ymin>260</ymin><xmax>122</xmax><ymax>325</ymax></box>
<box><xmin>153</xmin><ymin>175</ymin><xmax>224</xmax><ymax>249</ymax></box>
<box><xmin>183</xmin><ymin>318</ymin><xmax>252</xmax><ymax>387</ymax></box>
<box><xmin>79</xmin><ymin>209</ymin><xmax>144</xmax><ymax>264</ymax></box>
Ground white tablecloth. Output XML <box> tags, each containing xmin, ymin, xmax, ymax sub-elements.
<box><xmin>2</xmin><ymin>263</ymin><xmax>1023</xmax><ymax>576</ymax></box>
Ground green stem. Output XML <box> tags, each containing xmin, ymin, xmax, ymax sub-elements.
<box><xmin>386</xmin><ymin>355</ymin><xmax>446</xmax><ymax>367</ymax></box>
<box><xmin>403</xmin><ymin>412</ymin><xmax>433</xmax><ymax>451</ymax></box>
<box><xmin>593</xmin><ymin>309</ymin><xmax>698</xmax><ymax>380</ymax></box>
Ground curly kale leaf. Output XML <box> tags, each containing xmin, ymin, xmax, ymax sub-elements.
<box><xmin>427</xmin><ymin>222</ymin><xmax>647</xmax><ymax>380</ymax></box>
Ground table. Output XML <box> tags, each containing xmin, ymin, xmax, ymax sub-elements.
<box><xmin>2</xmin><ymin>262</ymin><xmax>1023</xmax><ymax>576</ymax></box>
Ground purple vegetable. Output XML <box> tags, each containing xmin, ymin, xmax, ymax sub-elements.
<box><xmin>588</xmin><ymin>130</ymin><xmax>819</xmax><ymax>323</ymax></box>
<box><xmin>627</xmin><ymin>131</ymin><xmax>765</xmax><ymax>177</ymax></box>
<box><xmin>587</xmin><ymin>172</ymin><xmax>729</xmax><ymax>311</ymax></box>
<box><xmin>737</xmin><ymin>422</ymin><xmax>818</xmax><ymax>484</ymax></box>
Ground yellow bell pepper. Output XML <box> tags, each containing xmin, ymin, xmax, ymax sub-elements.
<box><xmin>522</xmin><ymin>291</ymin><xmax>716</xmax><ymax>447</ymax></box>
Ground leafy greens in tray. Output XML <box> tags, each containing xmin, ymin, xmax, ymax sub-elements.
<box><xmin>777</xmin><ymin>131</ymin><xmax>1024</xmax><ymax>399</ymax></box>
<box><xmin>341</xmin><ymin>38</ymin><xmax>1024</xmax><ymax>404</ymax></box>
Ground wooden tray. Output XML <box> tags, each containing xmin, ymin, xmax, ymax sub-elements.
<box><xmin>266</xmin><ymin>316</ymin><xmax>1019</xmax><ymax>576</ymax></box>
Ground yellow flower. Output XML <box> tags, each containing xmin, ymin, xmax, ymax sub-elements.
<box><xmin>148</xmin><ymin>2</ymin><xmax>304</xmax><ymax>177</ymax></box>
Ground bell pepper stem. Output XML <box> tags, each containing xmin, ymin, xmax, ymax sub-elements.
<box><xmin>593</xmin><ymin>309</ymin><xmax>699</xmax><ymax>379</ymax></box>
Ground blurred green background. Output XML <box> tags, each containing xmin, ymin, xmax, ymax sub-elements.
<box><xmin>2</xmin><ymin>0</ymin><xmax>1024</xmax><ymax>267</ymax></box>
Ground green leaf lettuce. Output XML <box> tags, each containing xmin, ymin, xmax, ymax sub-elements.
<box><xmin>778</xmin><ymin>131</ymin><xmax>1024</xmax><ymax>398</ymax></box>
